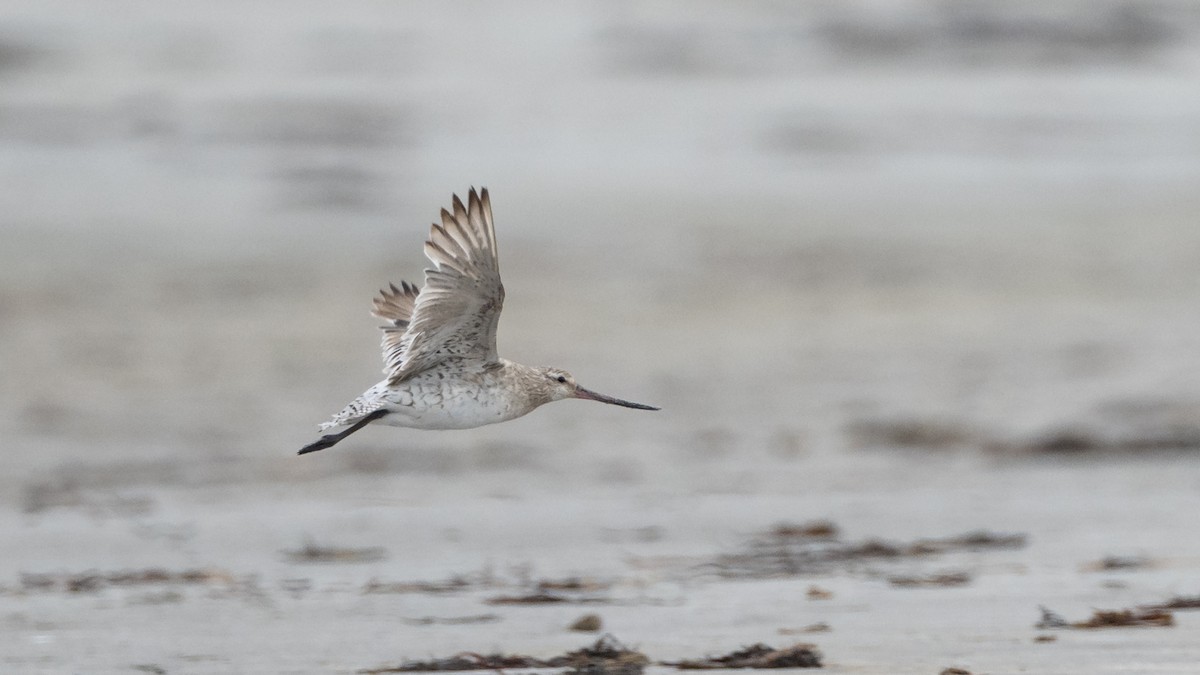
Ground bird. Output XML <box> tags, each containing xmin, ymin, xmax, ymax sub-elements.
<box><xmin>298</xmin><ymin>187</ymin><xmax>658</xmax><ymax>455</ymax></box>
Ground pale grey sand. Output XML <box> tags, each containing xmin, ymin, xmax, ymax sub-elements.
<box><xmin>4</xmin><ymin>2</ymin><xmax>1200</xmax><ymax>674</ymax></box>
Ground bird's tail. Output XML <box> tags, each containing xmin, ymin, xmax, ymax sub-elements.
<box><xmin>317</xmin><ymin>393</ymin><xmax>387</xmax><ymax>432</ymax></box>
<box><xmin>298</xmin><ymin>409</ymin><xmax>389</xmax><ymax>455</ymax></box>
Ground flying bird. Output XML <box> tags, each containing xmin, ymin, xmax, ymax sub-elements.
<box><xmin>299</xmin><ymin>188</ymin><xmax>658</xmax><ymax>455</ymax></box>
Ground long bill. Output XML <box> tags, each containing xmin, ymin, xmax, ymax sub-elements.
<box><xmin>574</xmin><ymin>385</ymin><xmax>660</xmax><ymax>411</ymax></box>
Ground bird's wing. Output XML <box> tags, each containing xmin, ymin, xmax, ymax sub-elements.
<box><xmin>372</xmin><ymin>280</ymin><xmax>421</xmax><ymax>374</ymax></box>
<box><xmin>381</xmin><ymin>187</ymin><xmax>504</xmax><ymax>384</ymax></box>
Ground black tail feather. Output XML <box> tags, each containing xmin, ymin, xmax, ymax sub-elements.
<box><xmin>297</xmin><ymin>409</ymin><xmax>389</xmax><ymax>455</ymax></box>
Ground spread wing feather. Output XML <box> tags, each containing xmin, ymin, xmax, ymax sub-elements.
<box><xmin>376</xmin><ymin>187</ymin><xmax>504</xmax><ymax>384</ymax></box>
<box><xmin>371</xmin><ymin>280</ymin><xmax>421</xmax><ymax>376</ymax></box>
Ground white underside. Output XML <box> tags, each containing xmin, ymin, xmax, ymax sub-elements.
<box><xmin>321</xmin><ymin>375</ymin><xmax>533</xmax><ymax>431</ymax></box>
<box><xmin>375</xmin><ymin>395</ymin><xmax>525</xmax><ymax>430</ymax></box>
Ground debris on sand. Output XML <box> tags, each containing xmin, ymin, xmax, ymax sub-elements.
<box><xmin>538</xmin><ymin>577</ymin><xmax>612</xmax><ymax>593</ymax></box>
<box><xmin>402</xmin><ymin>614</ymin><xmax>501</xmax><ymax>626</ymax></box>
<box><xmin>1083</xmin><ymin>555</ymin><xmax>1151</xmax><ymax>572</ymax></box>
<box><xmin>846</xmin><ymin>417</ymin><xmax>971</xmax><ymax>450</ymax></box>
<box><xmin>1073</xmin><ymin>609</ymin><xmax>1174</xmax><ymax>628</ymax></box>
<box><xmin>992</xmin><ymin>399</ymin><xmax>1200</xmax><ymax>454</ymax></box>
<box><xmin>1022</xmin><ymin>429</ymin><xmax>1104</xmax><ymax>453</ymax></box>
<box><xmin>932</xmin><ymin>530</ymin><xmax>1026</xmax><ymax>551</ymax></box>
<box><xmin>806</xmin><ymin>585</ymin><xmax>833</xmax><ymax>600</ymax></box>
<box><xmin>485</xmin><ymin>592</ymin><xmax>573</xmax><ymax>605</ymax></box>
<box><xmin>360</xmin><ymin>652</ymin><xmax>548</xmax><ymax>673</ymax></box>
<box><xmin>1037</xmin><ymin>606</ymin><xmax>1174</xmax><ymax>629</ymax></box>
<box><xmin>361</xmin><ymin>572</ymin><xmax>610</xmax><ymax>603</ymax></box>
<box><xmin>551</xmin><ymin>635</ymin><xmax>649</xmax><ymax>675</ymax></box>
<box><xmin>1033</xmin><ymin>634</ymin><xmax>1057</xmax><ymax>643</ymax></box>
<box><xmin>1035</xmin><ymin>606</ymin><xmax>1068</xmax><ymax>629</ymax></box>
<box><xmin>665</xmin><ymin>643</ymin><xmax>822</xmax><ymax>669</ymax></box>
<box><xmin>570</xmin><ymin>613</ymin><xmax>603</xmax><ymax>632</ymax></box>
<box><xmin>284</xmin><ymin>539</ymin><xmax>386</xmax><ymax>564</ymax></box>
<box><xmin>705</xmin><ymin>524</ymin><xmax>1024</xmax><ymax>579</ymax></box>
<box><xmin>888</xmin><ymin>571</ymin><xmax>971</xmax><ymax>588</ymax></box>
<box><xmin>361</xmin><ymin>635</ymin><xmax>648</xmax><ymax>675</ymax></box>
<box><xmin>363</xmin><ymin>567</ymin><xmax>504</xmax><ymax>595</ymax></box>
<box><xmin>779</xmin><ymin>623</ymin><xmax>830</xmax><ymax>635</ymax></box>
<box><xmin>19</xmin><ymin>567</ymin><xmax>231</xmax><ymax>594</ymax></box>
<box><xmin>770</xmin><ymin>520</ymin><xmax>838</xmax><ymax>540</ymax></box>
<box><xmin>908</xmin><ymin>530</ymin><xmax>1027</xmax><ymax>554</ymax></box>
<box><xmin>939</xmin><ymin>668</ymin><xmax>971</xmax><ymax>675</ymax></box>
<box><xmin>486</xmin><ymin>578</ymin><xmax>612</xmax><ymax>605</ymax></box>
<box><xmin>1142</xmin><ymin>595</ymin><xmax>1200</xmax><ymax>612</ymax></box>
<box><xmin>362</xmin><ymin>577</ymin><xmax>471</xmax><ymax>595</ymax></box>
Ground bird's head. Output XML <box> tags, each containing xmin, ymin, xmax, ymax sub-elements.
<box><xmin>537</xmin><ymin>367</ymin><xmax>659</xmax><ymax>411</ymax></box>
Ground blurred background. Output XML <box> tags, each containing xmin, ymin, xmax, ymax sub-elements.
<box><xmin>4</xmin><ymin>1</ymin><xmax>1200</xmax><ymax>672</ymax></box>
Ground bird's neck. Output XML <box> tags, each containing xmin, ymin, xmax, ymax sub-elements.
<box><xmin>499</xmin><ymin>359</ymin><xmax>555</xmax><ymax>409</ymax></box>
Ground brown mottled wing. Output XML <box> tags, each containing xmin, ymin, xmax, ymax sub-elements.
<box><xmin>383</xmin><ymin>187</ymin><xmax>503</xmax><ymax>384</ymax></box>
<box><xmin>372</xmin><ymin>280</ymin><xmax>421</xmax><ymax>375</ymax></box>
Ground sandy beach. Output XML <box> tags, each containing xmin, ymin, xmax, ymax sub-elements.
<box><xmin>4</xmin><ymin>2</ymin><xmax>1200</xmax><ymax>673</ymax></box>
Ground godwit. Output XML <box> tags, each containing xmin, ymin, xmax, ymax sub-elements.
<box><xmin>298</xmin><ymin>187</ymin><xmax>658</xmax><ymax>455</ymax></box>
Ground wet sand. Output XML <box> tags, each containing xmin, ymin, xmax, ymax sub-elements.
<box><xmin>4</xmin><ymin>2</ymin><xmax>1200</xmax><ymax>673</ymax></box>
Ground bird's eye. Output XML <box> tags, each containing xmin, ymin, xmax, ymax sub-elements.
<box><xmin>556</xmin><ymin>376</ymin><xmax>567</xmax><ymax>383</ymax></box>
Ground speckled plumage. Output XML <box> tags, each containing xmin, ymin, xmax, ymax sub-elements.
<box><xmin>298</xmin><ymin>188</ymin><xmax>657</xmax><ymax>455</ymax></box>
